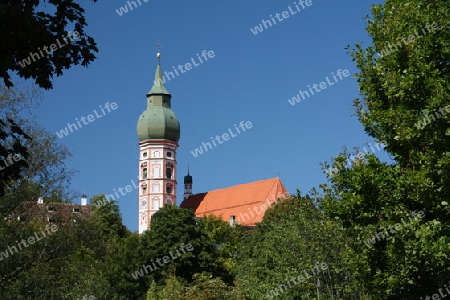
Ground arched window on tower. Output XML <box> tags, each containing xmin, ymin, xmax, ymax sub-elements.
<box><xmin>152</xmin><ymin>184</ymin><xmax>160</xmax><ymax>192</ymax></box>
<box><xmin>152</xmin><ymin>197</ymin><xmax>160</xmax><ymax>209</ymax></box>
<box><xmin>166</xmin><ymin>168</ymin><xmax>172</xmax><ymax>179</ymax></box>
<box><xmin>143</xmin><ymin>168</ymin><xmax>147</xmax><ymax>179</ymax></box>
<box><xmin>166</xmin><ymin>183</ymin><xmax>173</xmax><ymax>194</ymax></box>
<box><xmin>153</xmin><ymin>167</ymin><xmax>160</xmax><ymax>178</ymax></box>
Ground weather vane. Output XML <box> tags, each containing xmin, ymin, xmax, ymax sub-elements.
<box><xmin>156</xmin><ymin>39</ymin><xmax>161</xmax><ymax>64</ymax></box>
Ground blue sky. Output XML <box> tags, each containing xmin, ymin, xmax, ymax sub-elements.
<box><xmin>29</xmin><ymin>0</ymin><xmax>388</xmax><ymax>232</ymax></box>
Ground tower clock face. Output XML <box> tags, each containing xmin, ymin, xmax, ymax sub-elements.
<box><xmin>139</xmin><ymin>196</ymin><xmax>148</xmax><ymax>208</ymax></box>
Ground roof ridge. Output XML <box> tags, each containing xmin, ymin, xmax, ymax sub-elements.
<box><xmin>204</xmin><ymin>177</ymin><xmax>279</xmax><ymax>194</ymax></box>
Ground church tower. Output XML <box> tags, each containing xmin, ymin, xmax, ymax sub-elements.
<box><xmin>136</xmin><ymin>53</ymin><xmax>180</xmax><ymax>234</ymax></box>
<box><xmin>183</xmin><ymin>169</ymin><xmax>193</xmax><ymax>200</ymax></box>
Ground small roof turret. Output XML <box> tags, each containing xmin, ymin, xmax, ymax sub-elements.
<box><xmin>184</xmin><ymin>169</ymin><xmax>193</xmax><ymax>184</ymax></box>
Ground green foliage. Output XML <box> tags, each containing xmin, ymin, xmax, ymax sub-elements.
<box><xmin>0</xmin><ymin>192</ymin><xmax>131</xmax><ymax>299</ymax></box>
<box><xmin>0</xmin><ymin>1</ymin><xmax>99</xmax><ymax>89</ymax></box>
<box><xmin>349</xmin><ymin>1</ymin><xmax>450</xmax><ymax>171</ymax></box>
<box><xmin>201</xmin><ymin>214</ymin><xmax>246</xmax><ymax>275</ymax></box>
<box><xmin>0</xmin><ymin>218</ymin><xmax>111</xmax><ymax>299</ymax></box>
<box><xmin>0</xmin><ymin>118</ymin><xmax>30</xmax><ymax>200</ymax></box>
<box><xmin>146</xmin><ymin>272</ymin><xmax>245</xmax><ymax>300</ymax></box>
<box><xmin>321</xmin><ymin>153</ymin><xmax>450</xmax><ymax>298</ymax></box>
<box><xmin>102</xmin><ymin>233</ymin><xmax>145</xmax><ymax>299</ymax></box>
<box><xmin>320</xmin><ymin>0</ymin><xmax>450</xmax><ymax>298</ymax></box>
<box><xmin>0</xmin><ymin>84</ymin><xmax>75</xmax><ymax>216</ymax></box>
<box><xmin>90</xmin><ymin>194</ymin><xmax>129</xmax><ymax>239</ymax></box>
<box><xmin>146</xmin><ymin>275</ymin><xmax>186</xmax><ymax>300</ymax></box>
<box><xmin>235</xmin><ymin>193</ymin><xmax>363</xmax><ymax>299</ymax></box>
<box><xmin>139</xmin><ymin>205</ymin><xmax>227</xmax><ymax>287</ymax></box>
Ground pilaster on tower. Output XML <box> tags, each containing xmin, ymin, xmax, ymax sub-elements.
<box><xmin>136</xmin><ymin>52</ymin><xmax>180</xmax><ymax>234</ymax></box>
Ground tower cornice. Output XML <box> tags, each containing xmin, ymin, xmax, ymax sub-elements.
<box><xmin>138</xmin><ymin>139</ymin><xmax>179</xmax><ymax>146</ymax></box>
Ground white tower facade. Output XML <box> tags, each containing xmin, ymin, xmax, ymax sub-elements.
<box><xmin>136</xmin><ymin>56</ymin><xmax>180</xmax><ymax>233</ymax></box>
<box><xmin>138</xmin><ymin>140</ymin><xmax>178</xmax><ymax>233</ymax></box>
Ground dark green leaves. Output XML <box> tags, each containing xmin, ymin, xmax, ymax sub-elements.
<box><xmin>0</xmin><ymin>1</ymin><xmax>99</xmax><ymax>89</ymax></box>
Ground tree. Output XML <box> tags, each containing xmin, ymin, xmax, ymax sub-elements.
<box><xmin>0</xmin><ymin>216</ymin><xmax>112</xmax><ymax>299</ymax></box>
<box><xmin>0</xmin><ymin>118</ymin><xmax>30</xmax><ymax>198</ymax></box>
<box><xmin>102</xmin><ymin>232</ymin><xmax>144</xmax><ymax>299</ymax></box>
<box><xmin>201</xmin><ymin>214</ymin><xmax>246</xmax><ymax>276</ymax></box>
<box><xmin>0</xmin><ymin>84</ymin><xmax>75</xmax><ymax>217</ymax></box>
<box><xmin>139</xmin><ymin>205</ymin><xmax>226</xmax><ymax>288</ymax></box>
<box><xmin>90</xmin><ymin>194</ymin><xmax>129</xmax><ymax>239</ymax></box>
<box><xmin>235</xmin><ymin>193</ymin><xmax>362</xmax><ymax>299</ymax></box>
<box><xmin>320</xmin><ymin>0</ymin><xmax>450</xmax><ymax>298</ymax></box>
<box><xmin>146</xmin><ymin>272</ymin><xmax>245</xmax><ymax>300</ymax></box>
<box><xmin>0</xmin><ymin>1</ymin><xmax>99</xmax><ymax>89</ymax></box>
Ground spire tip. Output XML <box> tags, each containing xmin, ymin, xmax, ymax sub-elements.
<box><xmin>156</xmin><ymin>40</ymin><xmax>162</xmax><ymax>64</ymax></box>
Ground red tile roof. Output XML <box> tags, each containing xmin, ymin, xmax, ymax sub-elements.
<box><xmin>180</xmin><ymin>177</ymin><xmax>288</xmax><ymax>226</ymax></box>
